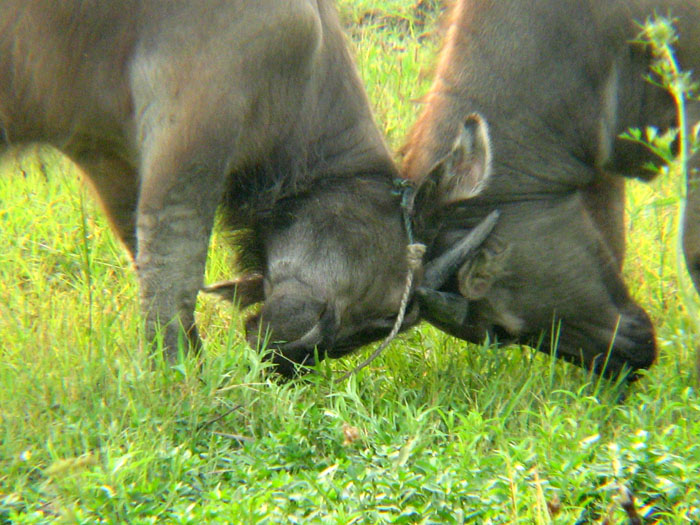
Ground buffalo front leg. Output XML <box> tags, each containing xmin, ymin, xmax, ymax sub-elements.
<box><xmin>136</xmin><ymin>160</ymin><xmax>224</xmax><ymax>362</ymax></box>
<box><xmin>75</xmin><ymin>152</ymin><xmax>140</xmax><ymax>258</ymax></box>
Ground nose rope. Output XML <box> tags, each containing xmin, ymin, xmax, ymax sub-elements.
<box><xmin>336</xmin><ymin>180</ymin><xmax>425</xmax><ymax>382</ymax></box>
<box><xmin>335</xmin><ymin>243</ymin><xmax>425</xmax><ymax>383</ymax></box>
<box><xmin>397</xmin><ymin>178</ymin><xmax>416</xmax><ymax>244</ymax></box>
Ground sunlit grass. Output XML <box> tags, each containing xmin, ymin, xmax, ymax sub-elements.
<box><xmin>1</xmin><ymin>3</ymin><xmax>699</xmax><ymax>523</ymax></box>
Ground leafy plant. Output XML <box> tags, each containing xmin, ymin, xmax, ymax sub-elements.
<box><xmin>622</xmin><ymin>15</ymin><xmax>700</xmax><ymax>337</ymax></box>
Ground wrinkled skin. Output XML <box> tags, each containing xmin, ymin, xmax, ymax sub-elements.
<box><xmin>0</xmin><ymin>0</ymin><xmax>408</xmax><ymax>372</ymax></box>
<box><xmin>1</xmin><ymin>0</ymin><xmax>490</xmax><ymax>376</ymax></box>
<box><xmin>232</xmin><ymin>178</ymin><xmax>418</xmax><ymax>376</ymax></box>
<box><xmin>208</xmin><ymin>118</ymin><xmax>493</xmax><ymax>375</ymax></box>
<box><xmin>403</xmin><ymin>0</ymin><xmax>700</xmax><ymax>378</ymax></box>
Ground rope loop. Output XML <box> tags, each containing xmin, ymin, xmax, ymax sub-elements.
<box><xmin>335</xmin><ymin>242</ymin><xmax>426</xmax><ymax>383</ymax></box>
<box><xmin>393</xmin><ymin>178</ymin><xmax>416</xmax><ymax>244</ymax></box>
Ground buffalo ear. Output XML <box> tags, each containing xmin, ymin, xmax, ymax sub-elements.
<box><xmin>414</xmin><ymin>113</ymin><xmax>492</xmax><ymax>213</ymax></box>
<box><xmin>457</xmin><ymin>240</ymin><xmax>509</xmax><ymax>300</ymax></box>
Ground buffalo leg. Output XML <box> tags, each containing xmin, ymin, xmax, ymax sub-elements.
<box><xmin>76</xmin><ymin>152</ymin><xmax>140</xmax><ymax>258</ymax></box>
<box><xmin>136</xmin><ymin>144</ymin><xmax>227</xmax><ymax>362</ymax></box>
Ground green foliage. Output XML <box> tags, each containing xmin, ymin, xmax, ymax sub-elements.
<box><xmin>1</xmin><ymin>6</ymin><xmax>699</xmax><ymax>524</ymax></box>
<box><xmin>623</xmin><ymin>15</ymin><xmax>700</xmax><ymax>334</ymax></box>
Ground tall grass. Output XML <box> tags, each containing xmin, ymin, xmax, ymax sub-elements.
<box><xmin>1</xmin><ymin>3</ymin><xmax>699</xmax><ymax>523</ymax></box>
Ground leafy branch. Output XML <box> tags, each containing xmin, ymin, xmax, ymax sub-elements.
<box><xmin>623</xmin><ymin>15</ymin><xmax>700</xmax><ymax>338</ymax></box>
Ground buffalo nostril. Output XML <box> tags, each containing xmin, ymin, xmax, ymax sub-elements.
<box><xmin>259</xmin><ymin>293</ymin><xmax>328</xmax><ymax>344</ymax></box>
<box><xmin>245</xmin><ymin>292</ymin><xmax>337</xmax><ymax>375</ymax></box>
<box><xmin>244</xmin><ymin>311</ymin><xmax>319</xmax><ymax>378</ymax></box>
<box><xmin>614</xmin><ymin>307</ymin><xmax>656</xmax><ymax>371</ymax></box>
<box><xmin>271</xmin><ymin>351</ymin><xmax>316</xmax><ymax>379</ymax></box>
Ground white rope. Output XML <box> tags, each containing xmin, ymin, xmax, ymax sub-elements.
<box><xmin>335</xmin><ymin>243</ymin><xmax>426</xmax><ymax>383</ymax></box>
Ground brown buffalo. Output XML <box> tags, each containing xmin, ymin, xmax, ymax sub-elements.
<box><xmin>403</xmin><ymin>0</ymin><xmax>700</xmax><ymax>378</ymax></box>
<box><xmin>0</xmin><ymin>1</ymin><xmax>491</xmax><ymax>375</ymax></box>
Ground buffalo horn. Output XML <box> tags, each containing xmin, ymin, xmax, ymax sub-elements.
<box><xmin>201</xmin><ymin>273</ymin><xmax>264</xmax><ymax>308</ymax></box>
<box><xmin>415</xmin><ymin>287</ymin><xmax>471</xmax><ymax>329</ymax></box>
<box><xmin>279</xmin><ymin>322</ymin><xmax>324</xmax><ymax>352</ymax></box>
<box><xmin>421</xmin><ymin>209</ymin><xmax>500</xmax><ymax>290</ymax></box>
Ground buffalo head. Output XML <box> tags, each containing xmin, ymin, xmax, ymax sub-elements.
<box><xmin>406</xmin><ymin>114</ymin><xmax>656</xmax><ymax>379</ymax></box>
<box><xmin>399</xmin><ymin>0</ymin><xmax>700</xmax><ymax>380</ymax></box>
<box><xmin>205</xmin><ymin>119</ymin><xmax>493</xmax><ymax>377</ymax></box>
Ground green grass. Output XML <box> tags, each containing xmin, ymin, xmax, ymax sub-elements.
<box><xmin>1</xmin><ymin>3</ymin><xmax>699</xmax><ymax>523</ymax></box>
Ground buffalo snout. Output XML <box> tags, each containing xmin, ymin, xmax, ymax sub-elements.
<box><xmin>245</xmin><ymin>290</ymin><xmax>336</xmax><ymax>377</ymax></box>
<box><xmin>526</xmin><ymin>300</ymin><xmax>656</xmax><ymax>380</ymax></box>
<box><xmin>591</xmin><ymin>303</ymin><xmax>656</xmax><ymax>379</ymax></box>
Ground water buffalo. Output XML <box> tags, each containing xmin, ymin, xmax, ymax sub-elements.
<box><xmin>1</xmin><ymin>1</ymin><xmax>491</xmax><ymax>376</ymax></box>
<box><xmin>403</xmin><ymin>0</ymin><xmax>700</xmax><ymax>378</ymax></box>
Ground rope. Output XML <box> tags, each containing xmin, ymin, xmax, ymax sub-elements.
<box><xmin>335</xmin><ymin>242</ymin><xmax>426</xmax><ymax>383</ymax></box>
<box><xmin>394</xmin><ymin>178</ymin><xmax>416</xmax><ymax>244</ymax></box>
